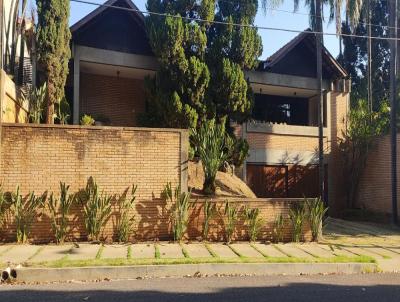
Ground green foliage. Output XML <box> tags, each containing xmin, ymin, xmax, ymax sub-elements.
<box><xmin>289</xmin><ymin>203</ymin><xmax>307</xmax><ymax>243</ymax></box>
<box><xmin>0</xmin><ymin>187</ymin><xmax>10</xmax><ymax>228</ymax></box>
<box><xmin>274</xmin><ymin>213</ymin><xmax>285</xmax><ymax>243</ymax></box>
<box><xmin>36</xmin><ymin>0</ymin><xmax>71</xmax><ymax>123</ymax></box>
<box><xmin>223</xmin><ymin>201</ymin><xmax>241</xmax><ymax>243</ymax></box>
<box><xmin>10</xmin><ymin>186</ymin><xmax>46</xmax><ymax>243</ymax></box>
<box><xmin>80</xmin><ymin>178</ymin><xmax>112</xmax><ymax>241</ymax></box>
<box><xmin>227</xmin><ymin>136</ymin><xmax>249</xmax><ymax>167</ymax></box>
<box><xmin>191</xmin><ymin>119</ymin><xmax>230</xmax><ymax>195</ymax></box>
<box><xmin>306</xmin><ymin>197</ymin><xmax>328</xmax><ymax>242</ymax></box>
<box><xmin>339</xmin><ymin>99</ymin><xmax>389</xmax><ymax>208</ymax></box>
<box><xmin>143</xmin><ymin>0</ymin><xmax>262</xmax><ymax>128</ymax></box>
<box><xmin>202</xmin><ymin>200</ymin><xmax>217</xmax><ymax>241</ymax></box>
<box><xmin>243</xmin><ymin>207</ymin><xmax>263</xmax><ymax>242</ymax></box>
<box><xmin>48</xmin><ymin>182</ymin><xmax>75</xmax><ymax>244</ymax></box>
<box><xmin>80</xmin><ymin>114</ymin><xmax>95</xmax><ymax>126</ymax></box>
<box><xmin>164</xmin><ymin>183</ymin><xmax>192</xmax><ymax>242</ymax></box>
<box><xmin>116</xmin><ymin>185</ymin><xmax>137</xmax><ymax>243</ymax></box>
<box><xmin>56</xmin><ymin>96</ymin><xmax>71</xmax><ymax>125</ymax></box>
<box><xmin>23</xmin><ymin>83</ymin><xmax>47</xmax><ymax>124</ymax></box>
<box><xmin>337</xmin><ymin>1</ymin><xmax>389</xmax><ymax>109</ymax></box>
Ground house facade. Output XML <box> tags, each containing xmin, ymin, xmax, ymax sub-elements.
<box><xmin>68</xmin><ymin>0</ymin><xmax>349</xmax><ymax>210</ymax></box>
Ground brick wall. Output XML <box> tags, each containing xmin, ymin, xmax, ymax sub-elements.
<box><xmin>188</xmin><ymin>198</ymin><xmax>312</xmax><ymax>242</ymax></box>
<box><xmin>328</xmin><ymin>91</ymin><xmax>349</xmax><ymax>216</ymax></box>
<box><xmin>79</xmin><ymin>73</ymin><xmax>145</xmax><ymax>126</ymax></box>
<box><xmin>0</xmin><ymin>123</ymin><xmax>188</xmax><ymax>242</ymax></box>
<box><xmin>356</xmin><ymin>135</ymin><xmax>396</xmax><ymax>217</ymax></box>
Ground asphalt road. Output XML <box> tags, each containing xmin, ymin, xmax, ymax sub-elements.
<box><xmin>1</xmin><ymin>273</ymin><xmax>400</xmax><ymax>302</ymax></box>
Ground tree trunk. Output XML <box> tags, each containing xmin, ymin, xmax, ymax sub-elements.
<box><xmin>46</xmin><ymin>96</ymin><xmax>54</xmax><ymax>124</ymax></box>
<box><xmin>366</xmin><ymin>0</ymin><xmax>372</xmax><ymax>111</ymax></box>
<box><xmin>389</xmin><ymin>0</ymin><xmax>398</xmax><ymax>224</ymax></box>
<box><xmin>203</xmin><ymin>177</ymin><xmax>216</xmax><ymax>196</ymax></box>
<box><xmin>315</xmin><ymin>0</ymin><xmax>325</xmax><ymax>204</ymax></box>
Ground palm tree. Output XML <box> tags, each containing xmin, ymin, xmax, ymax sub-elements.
<box><xmin>260</xmin><ymin>0</ymin><xmax>363</xmax><ymax>202</ymax></box>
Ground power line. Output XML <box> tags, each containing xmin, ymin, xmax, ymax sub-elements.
<box><xmin>70</xmin><ymin>0</ymin><xmax>400</xmax><ymax>41</ymax></box>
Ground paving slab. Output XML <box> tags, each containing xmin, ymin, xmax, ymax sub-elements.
<box><xmin>318</xmin><ymin>244</ymin><xmax>358</xmax><ymax>257</ymax></box>
<box><xmin>29</xmin><ymin>245</ymin><xmax>72</xmax><ymax>263</ymax></box>
<box><xmin>68</xmin><ymin>243</ymin><xmax>100</xmax><ymax>260</ymax></box>
<box><xmin>158</xmin><ymin>243</ymin><xmax>184</xmax><ymax>259</ymax></box>
<box><xmin>0</xmin><ymin>245</ymin><xmax>13</xmax><ymax>256</ymax></box>
<box><xmin>183</xmin><ymin>243</ymin><xmax>212</xmax><ymax>258</ymax></box>
<box><xmin>230</xmin><ymin>243</ymin><xmax>264</xmax><ymax>258</ymax></box>
<box><xmin>363</xmin><ymin>247</ymin><xmax>400</xmax><ymax>259</ymax></box>
<box><xmin>252</xmin><ymin>243</ymin><xmax>287</xmax><ymax>258</ymax></box>
<box><xmin>297</xmin><ymin>244</ymin><xmax>336</xmax><ymax>258</ymax></box>
<box><xmin>130</xmin><ymin>243</ymin><xmax>155</xmax><ymax>259</ymax></box>
<box><xmin>0</xmin><ymin>245</ymin><xmax>41</xmax><ymax>264</ymax></box>
<box><xmin>342</xmin><ymin>246</ymin><xmax>384</xmax><ymax>259</ymax></box>
<box><xmin>208</xmin><ymin>244</ymin><xmax>238</xmax><ymax>258</ymax></box>
<box><xmin>101</xmin><ymin>245</ymin><xmax>129</xmax><ymax>259</ymax></box>
<box><xmin>275</xmin><ymin>244</ymin><xmax>316</xmax><ymax>259</ymax></box>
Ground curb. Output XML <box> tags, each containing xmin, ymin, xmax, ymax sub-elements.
<box><xmin>15</xmin><ymin>263</ymin><xmax>378</xmax><ymax>283</ymax></box>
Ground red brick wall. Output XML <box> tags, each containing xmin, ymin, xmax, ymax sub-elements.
<box><xmin>0</xmin><ymin>123</ymin><xmax>187</xmax><ymax>242</ymax></box>
<box><xmin>356</xmin><ymin>135</ymin><xmax>397</xmax><ymax>216</ymax></box>
<box><xmin>80</xmin><ymin>73</ymin><xmax>145</xmax><ymax>126</ymax></box>
<box><xmin>188</xmin><ymin>198</ymin><xmax>312</xmax><ymax>242</ymax></box>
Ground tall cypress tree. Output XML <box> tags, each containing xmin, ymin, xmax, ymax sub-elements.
<box><xmin>36</xmin><ymin>0</ymin><xmax>71</xmax><ymax>124</ymax></box>
<box><xmin>142</xmin><ymin>0</ymin><xmax>262</xmax><ymax>128</ymax></box>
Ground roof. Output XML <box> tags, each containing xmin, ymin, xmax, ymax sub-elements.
<box><xmin>261</xmin><ymin>29</ymin><xmax>348</xmax><ymax>79</ymax></box>
<box><xmin>70</xmin><ymin>0</ymin><xmax>145</xmax><ymax>33</ymax></box>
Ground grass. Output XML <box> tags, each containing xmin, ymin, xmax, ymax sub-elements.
<box><xmin>204</xmin><ymin>243</ymin><xmax>218</xmax><ymax>258</ymax></box>
<box><xmin>95</xmin><ymin>245</ymin><xmax>104</xmax><ymax>260</ymax></box>
<box><xmin>26</xmin><ymin>254</ymin><xmax>375</xmax><ymax>269</ymax></box>
<box><xmin>127</xmin><ymin>245</ymin><xmax>132</xmax><ymax>259</ymax></box>
<box><xmin>154</xmin><ymin>244</ymin><xmax>161</xmax><ymax>259</ymax></box>
<box><xmin>180</xmin><ymin>243</ymin><xmax>190</xmax><ymax>258</ymax></box>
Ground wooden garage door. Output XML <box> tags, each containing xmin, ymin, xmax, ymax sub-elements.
<box><xmin>247</xmin><ymin>164</ymin><xmax>321</xmax><ymax>198</ymax></box>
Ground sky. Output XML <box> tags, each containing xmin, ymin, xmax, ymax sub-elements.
<box><xmin>69</xmin><ymin>0</ymin><xmax>341</xmax><ymax>60</ymax></box>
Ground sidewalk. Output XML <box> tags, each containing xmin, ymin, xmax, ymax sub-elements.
<box><xmin>1</xmin><ymin>218</ymin><xmax>400</xmax><ymax>282</ymax></box>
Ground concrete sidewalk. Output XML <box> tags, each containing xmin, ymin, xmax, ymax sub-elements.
<box><xmin>0</xmin><ymin>241</ymin><xmax>384</xmax><ymax>266</ymax></box>
<box><xmin>0</xmin><ymin>218</ymin><xmax>399</xmax><ymax>282</ymax></box>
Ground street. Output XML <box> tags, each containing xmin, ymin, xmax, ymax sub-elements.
<box><xmin>1</xmin><ymin>273</ymin><xmax>400</xmax><ymax>302</ymax></box>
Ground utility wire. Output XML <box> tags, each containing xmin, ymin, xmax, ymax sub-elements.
<box><xmin>70</xmin><ymin>0</ymin><xmax>400</xmax><ymax>41</ymax></box>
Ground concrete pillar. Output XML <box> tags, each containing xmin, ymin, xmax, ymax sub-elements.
<box><xmin>73</xmin><ymin>45</ymin><xmax>80</xmax><ymax>124</ymax></box>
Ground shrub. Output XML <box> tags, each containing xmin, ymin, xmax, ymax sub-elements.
<box><xmin>164</xmin><ymin>183</ymin><xmax>192</xmax><ymax>242</ymax></box>
<box><xmin>0</xmin><ymin>187</ymin><xmax>10</xmax><ymax>228</ymax></box>
<box><xmin>274</xmin><ymin>213</ymin><xmax>285</xmax><ymax>243</ymax></box>
<box><xmin>227</xmin><ymin>137</ymin><xmax>249</xmax><ymax>168</ymax></box>
<box><xmin>48</xmin><ymin>182</ymin><xmax>75</xmax><ymax>244</ymax></box>
<box><xmin>116</xmin><ymin>185</ymin><xmax>137</xmax><ymax>243</ymax></box>
<box><xmin>243</xmin><ymin>207</ymin><xmax>263</xmax><ymax>242</ymax></box>
<box><xmin>223</xmin><ymin>201</ymin><xmax>241</xmax><ymax>243</ymax></box>
<box><xmin>10</xmin><ymin>186</ymin><xmax>46</xmax><ymax>244</ymax></box>
<box><xmin>306</xmin><ymin>197</ymin><xmax>328</xmax><ymax>242</ymax></box>
<box><xmin>202</xmin><ymin>200</ymin><xmax>217</xmax><ymax>241</ymax></box>
<box><xmin>80</xmin><ymin>178</ymin><xmax>112</xmax><ymax>241</ymax></box>
<box><xmin>56</xmin><ymin>96</ymin><xmax>71</xmax><ymax>125</ymax></box>
<box><xmin>80</xmin><ymin>114</ymin><xmax>95</xmax><ymax>126</ymax></box>
<box><xmin>289</xmin><ymin>203</ymin><xmax>307</xmax><ymax>243</ymax></box>
<box><xmin>190</xmin><ymin>119</ymin><xmax>230</xmax><ymax>195</ymax></box>
<box><xmin>23</xmin><ymin>83</ymin><xmax>47</xmax><ymax>124</ymax></box>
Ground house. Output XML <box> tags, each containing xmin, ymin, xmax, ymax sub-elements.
<box><xmin>68</xmin><ymin>0</ymin><xmax>350</xmax><ymax>210</ymax></box>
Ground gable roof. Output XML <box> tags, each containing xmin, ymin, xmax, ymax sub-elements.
<box><xmin>260</xmin><ymin>29</ymin><xmax>348</xmax><ymax>80</ymax></box>
<box><xmin>70</xmin><ymin>0</ymin><xmax>145</xmax><ymax>33</ymax></box>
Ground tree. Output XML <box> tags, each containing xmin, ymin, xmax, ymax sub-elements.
<box><xmin>142</xmin><ymin>0</ymin><xmax>262</xmax><ymax>128</ymax></box>
<box><xmin>36</xmin><ymin>0</ymin><xmax>71</xmax><ymax>124</ymax></box>
<box><xmin>337</xmin><ymin>1</ymin><xmax>390</xmax><ymax>110</ymax></box>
